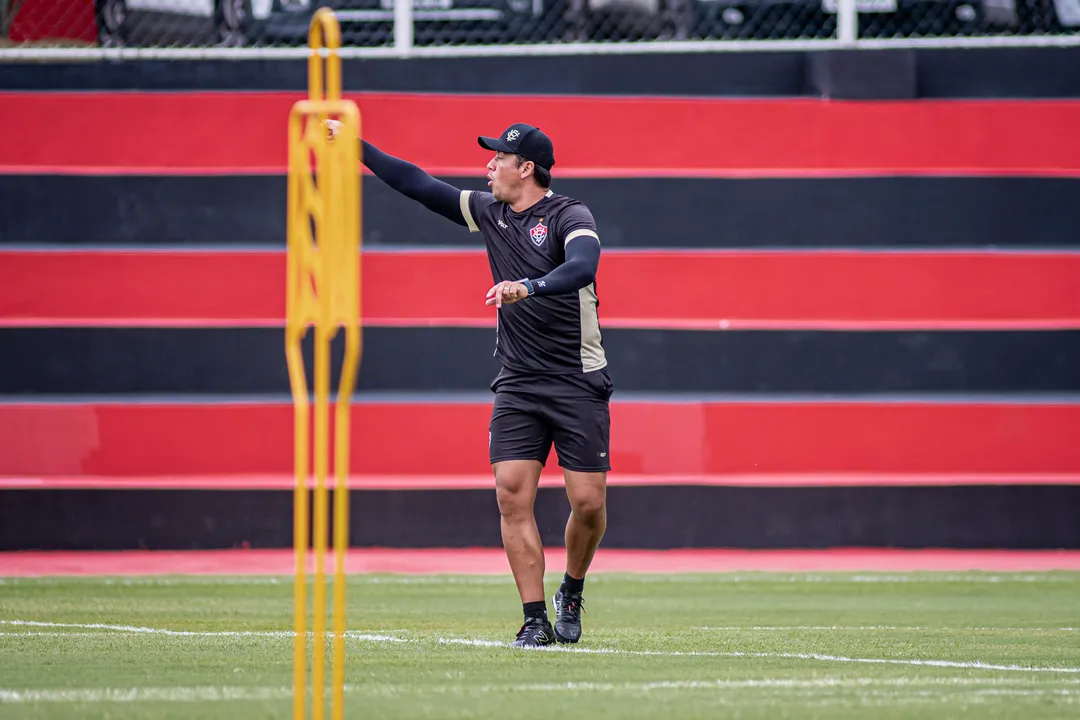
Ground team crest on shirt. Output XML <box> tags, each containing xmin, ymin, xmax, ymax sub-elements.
<box><xmin>529</xmin><ymin>218</ymin><xmax>548</xmax><ymax>247</ymax></box>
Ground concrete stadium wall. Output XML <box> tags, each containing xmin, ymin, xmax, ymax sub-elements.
<box><xmin>1</xmin><ymin>46</ymin><xmax>1078</xmax><ymax>551</ymax></box>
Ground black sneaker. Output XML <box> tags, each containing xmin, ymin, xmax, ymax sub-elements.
<box><xmin>511</xmin><ymin>617</ymin><xmax>556</xmax><ymax>648</ymax></box>
<box><xmin>552</xmin><ymin>588</ymin><xmax>585</xmax><ymax>644</ymax></box>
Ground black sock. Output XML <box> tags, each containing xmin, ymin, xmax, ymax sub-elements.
<box><xmin>523</xmin><ymin>601</ymin><xmax>547</xmax><ymax>622</ymax></box>
<box><xmin>561</xmin><ymin>573</ymin><xmax>585</xmax><ymax>595</ymax></box>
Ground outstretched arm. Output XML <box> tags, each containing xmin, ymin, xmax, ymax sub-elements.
<box><xmin>486</xmin><ymin>234</ymin><xmax>600</xmax><ymax>307</ymax></box>
<box><xmin>361</xmin><ymin>140</ymin><xmax>466</xmax><ymax>227</ymax></box>
<box><xmin>326</xmin><ymin>120</ymin><xmax>466</xmax><ymax>227</ymax></box>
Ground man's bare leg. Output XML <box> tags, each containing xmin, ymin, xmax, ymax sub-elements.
<box><xmin>562</xmin><ymin>470</ymin><xmax>608</xmax><ymax>580</ymax></box>
<box><xmin>493</xmin><ymin>459</ymin><xmax>545</xmax><ymax>604</ymax></box>
<box><xmin>551</xmin><ymin>469</ymin><xmax>607</xmax><ymax>644</ymax></box>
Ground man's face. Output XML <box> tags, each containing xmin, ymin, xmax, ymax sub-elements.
<box><xmin>486</xmin><ymin>151</ymin><xmax>529</xmax><ymax>202</ymax></box>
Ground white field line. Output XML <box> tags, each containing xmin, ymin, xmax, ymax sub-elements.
<box><xmin>437</xmin><ymin>638</ymin><xmax>1080</xmax><ymax>673</ymax></box>
<box><xmin>10</xmin><ymin>620</ymin><xmax>1075</xmax><ymax>636</ymax></box>
<box><xmin>0</xmin><ymin>687</ymin><xmax>286</xmax><ymax>703</ymax></box>
<box><xmin>2</xmin><ymin>678</ymin><xmax>1079</xmax><ymax>704</ymax></box>
<box><xmin>0</xmin><ymin>576</ymin><xmax>508</xmax><ymax>586</ymax></box>
<box><xmin>6</xmin><ymin>619</ymin><xmax>1080</xmax><ymax>675</ymax></box>
<box><xmin>0</xmin><ymin>620</ymin><xmax>406</xmax><ymax>641</ymax></box>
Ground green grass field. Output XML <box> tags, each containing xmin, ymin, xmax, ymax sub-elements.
<box><xmin>2</xmin><ymin>572</ymin><xmax>1079</xmax><ymax>718</ymax></box>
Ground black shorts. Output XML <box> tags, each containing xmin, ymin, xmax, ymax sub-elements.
<box><xmin>488</xmin><ymin>368</ymin><xmax>613</xmax><ymax>473</ymax></box>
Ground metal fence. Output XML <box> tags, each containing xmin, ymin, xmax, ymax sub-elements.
<box><xmin>1</xmin><ymin>0</ymin><xmax>1078</xmax><ymax>56</ymax></box>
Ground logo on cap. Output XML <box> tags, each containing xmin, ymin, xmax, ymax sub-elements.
<box><xmin>530</xmin><ymin>219</ymin><xmax>548</xmax><ymax>247</ymax></box>
<box><xmin>478</xmin><ymin>123</ymin><xmax>555</xmax><ymax>171</ymax></box>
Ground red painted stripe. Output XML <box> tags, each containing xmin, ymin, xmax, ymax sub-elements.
<box><xmin>1</xmin><ymin>472</ymin><xmax>1077</xmax><ymax>490</ymax></box>
<box><xmin>6</xmin><ymin>165</ymin><xmax>1080</xmax><ymax>180</ymax></box>
<box><xmin>6</xmin><ymin>317</ymin><xmax>1080</xmax><ymax>331</ymax></box>
<box><xmin>0</xmin><ymin>401</ymin><xmax>1076</xmax><ymax>477</ymax></box>
<box><xmin>2</xmin><ymin>92</ymin><xmax>1079</xmax><ymax>174</ymax></box>
<box><xmin>4</xmin><ymin>548</ymin><xmax>1080</xmax><ymax>576</ymax></box>
<box><xmin>3</xmin><ymin>250</ymin><xmax>1077</xmax><ymax>329</ymax></box>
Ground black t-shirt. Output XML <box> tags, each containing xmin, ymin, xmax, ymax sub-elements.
<box><xmin>461</xmin><ymin>188</ymin><xmax>609</xmax><ymax>396</ymax></box>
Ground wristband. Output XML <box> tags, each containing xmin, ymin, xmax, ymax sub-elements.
<box><xmin>520</xmin><ymin>278</ymin><xmax>536</xmax><ymax>296</ymax></box>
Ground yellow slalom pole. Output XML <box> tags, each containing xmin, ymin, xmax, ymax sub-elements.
<box><xmin>311</xmin><ymin>322</ymin><xmax>331</xmax><ymax>720</ymax></box>
<box><xmin>286</xmin><ymin>103</ymin><xmax>312</xmax><ymax>720</ymax></box>
<box><xmin>332</xmin><ymin>103</ymin><xmax>362</xmax><ymax>720</ymax></box>
<box><xmin>287</xmin><ymin>7</ymin><xmax>362</xmax><ymax>720</ymax></box>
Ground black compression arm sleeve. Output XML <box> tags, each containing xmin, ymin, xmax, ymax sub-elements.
<box><xmin>361</xmin><ymin>140</ymin><xmax>466</xmax><ymax>226</ymax></box>
<box><xmin>531</xmin><ymin>237</ymin><xmax>600</xmax><ymax>296</ymax></box>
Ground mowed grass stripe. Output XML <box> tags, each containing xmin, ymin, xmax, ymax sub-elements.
<box><xmin>3</xmin><ymin>677</ymin><xmax>1080</xmax><ymax>704</ymax></box>
<box><xmin>3</xmin><ymin>619</ymin><xmax>1080</xmax><ymax>674</ymax></box>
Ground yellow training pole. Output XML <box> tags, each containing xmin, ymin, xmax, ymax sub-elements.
<box><xmin>332</xmin><ymin>101</ymin><xmax>362</xmax><ymax>720</ymax></box>
<box><xmin>287</xmin><ymin>8</ymin><xmax>362</xmax><ymax>720</ymax></box>
<box><xmin>286</xmin><ymin>101</ymin><xmax>313</xmax><ymax>720</ymax></box>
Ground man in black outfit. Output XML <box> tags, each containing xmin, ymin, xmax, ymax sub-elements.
<box><xmin>327</xmin><ymin>119</ymin><xmax>612</xmax><ymax>648</ymax></box>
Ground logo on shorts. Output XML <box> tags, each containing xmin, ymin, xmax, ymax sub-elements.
<box><xmin>529</xmin><ymin>219</ymin><xmax>548</xmax><ymax>247</ymax></box>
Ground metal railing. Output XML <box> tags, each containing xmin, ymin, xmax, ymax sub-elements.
<box><xmin>0</xmin><ymin>0</ymin><xmax>1077</xmax><ymax>59</ymax></box>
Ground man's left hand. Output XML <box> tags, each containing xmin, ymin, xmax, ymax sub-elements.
<box><xmin>324</xmin><ymin>119</ymin><xmax>343</xmax><ymax>142</ymax></box>
<box><xmin>486</xmin><ymin>281</ymin><xmax>529</xmax><ymax>308</ymax></box>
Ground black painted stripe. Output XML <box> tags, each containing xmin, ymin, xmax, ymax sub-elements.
<box><xmin>3</xmin><ymin>174</ymin><xmax>1079</xmax><ymax>248</ymax></box>
<box><xmin>0</xmin><ymin>53</ymin><xmax>813</xmax><ymax>95</ymax></box>
<box><xmin>3</xmin><ymin>485</ymin><xmax>1078</xmax><ymax>551</ymax></box>
<box><xmin>915</xmin><ymin>47</ymin><xmax>1080</xmax><ymax>99</ymax></box>
<box><xmin>2</xmin><ymin>327</ymin><xmax>1077</xmax><ymax>395</ymax></box>
<box><xmin>2</xmin><ymin>47</ymin><xmax>1079</xmax><ymax>98</ymax></box>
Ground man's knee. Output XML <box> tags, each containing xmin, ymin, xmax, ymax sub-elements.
<box><xmin>495</xmin><ymin>483</ymin><xmax>529</xmax><ymax>518</ymax></box>
<box><xmin>565</xmin><ymin>472</ymin><xmax>607</xmax><ymax>524</ymax></box>
<box><xmin>572</xmin><ymin>493</ymin><xmax>606</xmax><ymax>525</ymax></box>
<box><xmin>494</xmin><ymin>460</ymin><xmax>542</xmax><ymax>519</ymax></box>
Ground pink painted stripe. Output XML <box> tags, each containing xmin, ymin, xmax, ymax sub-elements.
<box><xmin>3</xmin><ymin>548</ymin><xmax>1080</xmax><ymax>576</ymax></box>
<box><xmin>2</xmin><ymin>473</ymin><xmax>1078</xmax><ymax>490</ymax></box>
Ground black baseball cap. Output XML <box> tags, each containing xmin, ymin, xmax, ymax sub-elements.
<box><xmin>478</xmin><ymin>123</ymin><xmax>555</xmax><ymax>171</ymax></box>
